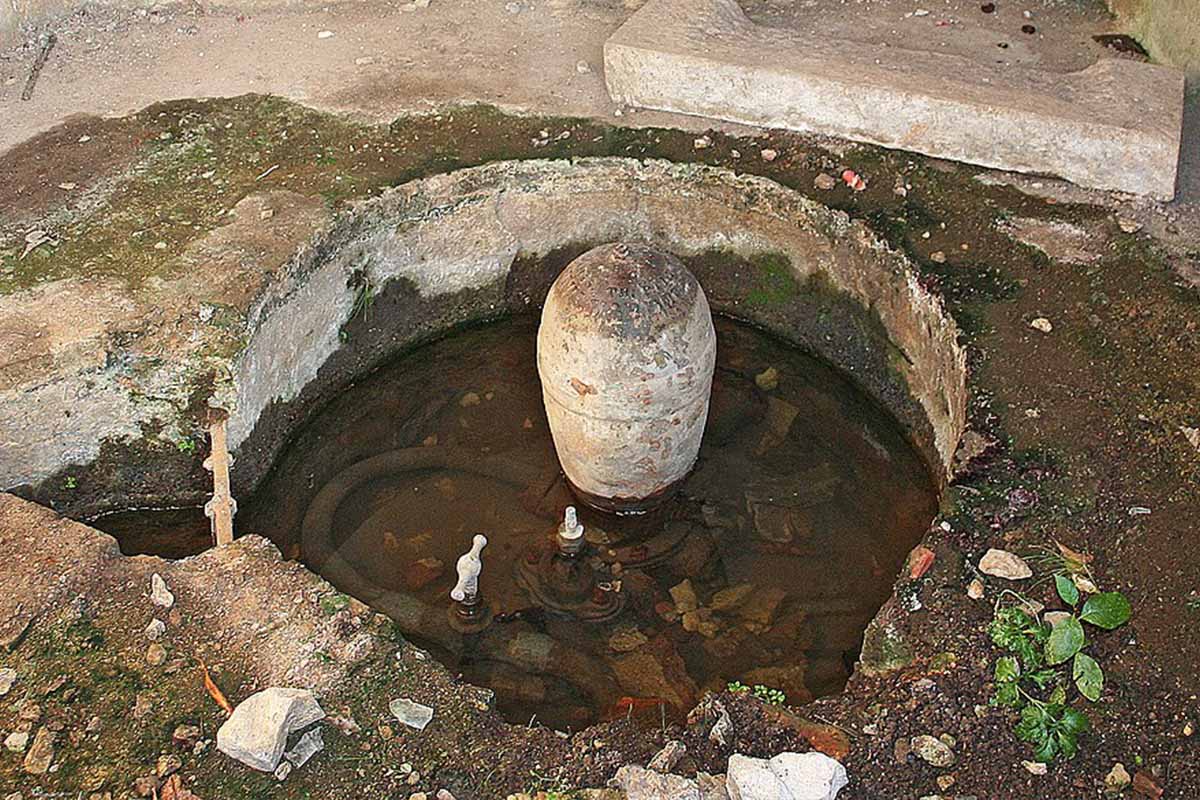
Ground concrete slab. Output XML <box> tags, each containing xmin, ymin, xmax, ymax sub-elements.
<box><xmin>604</xmin><ymin>0</ymin><xmax>1187</xmax><ymax>199</ymax></box>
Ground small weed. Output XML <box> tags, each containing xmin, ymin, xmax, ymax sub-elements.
<box><xmin>176</xmin><ymin>438</ymin><xmax>197</xmax><ymax>454</ymax></box>
<box><xmin>320</xmin><ymin>593</ymin><xmax>351</xmax><ymax>615</ymax></box>
<box><xmin>727</xmin><ymin>681</ymin><xmax>786</xmax><ymax>706</ymax></box>
<box><xmin>63</xmin><ymin>475</ymin><xmax>77</xmax><ymax>490</ymax></box>
<box><xmin>987</xmin><ymin>545</ymin><xmax>1131</xmax><ymax>763</ymax></box>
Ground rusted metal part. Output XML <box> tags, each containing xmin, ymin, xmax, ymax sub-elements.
<box><xmin>538</xmin><ymin>243</ymin><xmax>716</xmax><ymax>513</ymax></box>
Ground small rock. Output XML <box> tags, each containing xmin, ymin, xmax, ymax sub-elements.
<box><xmin>133</xmin><ymin>775</ymin><xmax>159</xmax><ymax>797</ymax></box>
<box><xmin>460</xmin><ymin>392</ymin><xmax>481</xmax><ymax>407</ymax></box>
<box><xmin>930</xmin><ymin>250</ymin><xmax>947</xmax><ymax>263</ymax></box>
<box><xmin>156</xmin><ymin>754</ymin><xmax>182</xmax><ymax>778</ymax></box>
<box><xmin>5</xmin><ymin>731</ymin><xmax>29</xmax><ymax>753</ymax></box>
<box><xmin>150</xmin><ymin>574</ymin><xmax>175</xmax><ymax>609</ymax></box>
<box><xmin>172</xmin><ymin>724</ymin><xmax>201</xmax><ymax>749</ymax></box>
<box><xmin>612</xmin><ymin>764</ymin><xmax>699</xmax><ymax>800</ymax></box>
<box><xmin>910</xmin><ymin>735</ymin><xmax>955</xmax><ymax>767</ymax></box>
<box><xmin>966</xmin><ymin>578</ymin><xmax>985</xmax><ymax>600</ymax></box>
<box><xmin>711</xmin><ymin>583</ymin><xmax>754</xmax><ymax>612</ymax></box>
<box><xmin>647</xmin><ymin>740</ymin><xmax>687</xmax><ymax>773</ymax></box>
<box><xmin>1105</xmin><ymin>763</ymin><xmax>1131</xmax><ymax>792</ymax></box>
<box><xmin>317</xmin><ymin>30</ymin><xmax>334</xmax><ymax>39</ymax></box>
<box><xmin>1021</xmin><ymin>760</ymin><xmax>1047</xmax><ymax>775</ymax></box>
<box><xmin>216</xmin><ymin>688</ymin><xmax>325</xmax><ymax>772</ymax></box>
<box><xmin>609</xmin><ymin>627</ymin><xmax>649</xmax><ymax>653</ymax></box>
<box><xmin>694</xmin><ymin>135</ymin><xmax>712</xmax><ymax>150</ymax></box>
<box><xmin>760</xmin><ymin>148</ymin><xmax>778</xmax><ymax>162</ymax></box>
<box><xmin>145</xmin><ymin>619</ymin><xmax>166</xmax><ymax>641</ymax></box>
<box><xmin>937</xmin><ymin>774</ymin><xmax>955</xmax><ymax>790</ymax></box>
<box><xmin>576</xmin><ymin>60</ymin><xmax>591</xmax><ymax>74</ymax></box>
<box><xmin>908</xmin><ymin>545</ymin><xmax>936</xmax><ymax>579</ymax></box>
<box><xmin>0</xmin><ymin>668</ymin><xmax>16</xmax><ymax>696</ymax></box>
<box><xmin>1132</xmin><ymin>771</ymin><xmax>1163</xmax><ymax>799</ymax></box>
<box><xmin>284</xmin><ymin>728</ymin><xmax>324</xmax><ymax>768</ymax></box>
<box><xmin>669</xmin><ymin>579</ymin><xmax>699</xmax><ymax>614</ymax></box>
<box><xmin>978</xmin><ymin>548</ymin><xmax>1032</xmax><ymax>580</ymax></box>
<box><xmin>22</xmin><ymin>727</ymin><xmax>55</xmax><ymax>774</ymax></box>
<box><xmin>754</xmin><ymin>367</ymin><xmax>779</xmax><ymax>391</ymax></box>
<box><xmin>435</xmin><ymin>791</ymin><xmax>455</xmax><ymax>800</ymax></box>
<box><xmin>355</xmin><ymin>56</ymin><xmax>376</xmax><ymax>65</ymax></box>
<box><xmin>814</xmin><ymin>173</ymin><xmax>837</xmax><ymax>191</ymax></box>
<box><xmin>274</xmin><ymin>760</ymin><xmax>292</xmax><ymax>781</ymax></box>
<box><xmin>726</xmin><ymin>751</ymin><xmax>848</xmax><ymax>800</ymax></box>
<box><xmin>1117</xmin><ymin>217</ymin><xmax>1141</xmax><ymax>233</ymax></box>
<box><xmin>146</xmin><ymin>643</ymin><xmax>167</xmax><ymax>666</ymax></box>
<box><xmin>1029</xmin><ymin>317</ymin><xmax>1053</xmax><ymax>334</ymax></box>
<box><xmin>389</xmin><ymin>698</ymin><xmax>434</xmax><ymax>731</ymax></box>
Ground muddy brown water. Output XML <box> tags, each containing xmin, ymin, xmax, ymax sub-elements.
<box><xmin>100</xmin><ymin>315</ymin><xmax>938</xmax><ymax>731</ymax></box>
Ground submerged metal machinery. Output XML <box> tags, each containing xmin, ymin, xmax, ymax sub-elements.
<box><xmin>536</xmin><ymin>243</ymin><xmax>716</xmax><ymax>514</ymax></box>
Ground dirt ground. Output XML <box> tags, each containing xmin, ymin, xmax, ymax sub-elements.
<box><xmin>1</xmin><ymin>0</ymin><xmax>1199</xmax><ymax>799</ymax></box>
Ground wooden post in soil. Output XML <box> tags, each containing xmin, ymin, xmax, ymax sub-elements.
<box><xmin>203</xmin><ymin>410</ymin><xmax>236</xmax><ymax>546</ymax></box>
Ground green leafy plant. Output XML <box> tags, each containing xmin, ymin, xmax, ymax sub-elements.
<box><xmin>176</xmin><ymin>438</ymin><xmax>197</xmax><ymax>454</ymax></box>
<box><xmin>727</xmin><ymin>681</ymin><xmax>786</xmax><ymax>706</ymax></box>
<box><xmin>987</xmin><ymin>545</ymin><xmax>1131</xmax><ymax>763</ymax></box>
<box><xmin>63</xmin><ymin>475</ymin><xmax>77</xmax><ymax>490</ymax></box>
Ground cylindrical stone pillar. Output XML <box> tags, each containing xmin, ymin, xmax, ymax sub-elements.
<box><xmin>537</xmin><ymin>243</ymin><xmax>716</xmax><ymax>513</ymax></box>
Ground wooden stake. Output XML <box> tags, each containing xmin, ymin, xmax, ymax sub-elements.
<box><xmin>204</xmin><ymin>416</ymin><xmax>235</xmax><ymax>546</ymax></box>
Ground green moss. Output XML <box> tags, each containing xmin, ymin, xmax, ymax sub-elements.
<box><xmin>744</xmin><ymin>251</ymin><xmax>800</xmax><ymax>307</ymax></box>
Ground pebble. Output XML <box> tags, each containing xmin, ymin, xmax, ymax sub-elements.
<box><xmin>1118</xmin><ymin>217</ymin><xmax>1141</xmax><ymax>233</ymax></box>
<box><xmin>760</xmin><ymin>148</ymin><xmax>778</xmax><ymax>162</ymax></box>
<box><xmin>910</xmin><ymin>734</ymin><xmax>955</xmax><ymax>767</ymax></box>
<box><xmin>576</xmin><ymin>60</ymin><xmax>591</xmax><ymax>74</ymax></box>
<box><xmin>930</xmin><ymin>251</ymin><xmax>947</xmax><ymax>263</ymax></box>
<box><xmin>1029</xmin><ymin>317</ymin><xmax>1053</xmax><ymax>333</ymax></box>
<box><xmin>694</xmin><ymin>135</ymin><xmax>712</xmax><ymax>150</ymax></box>
<box><xmin>966</xmin><ymin>578</ymin><xmax>984</xmax><ymax>600</ymax></box>
<box><xmin>22</xmin><ymin>728</ymin><xmax>55</xmax><ymax>774</ymax></box>
<box><xmin>754</xmin><ymin>367</ymin><xmax>779</xmax><ymax>391</ymax></box>
<box><xmin>435</xmin><ymin>791</ymin><xmax>455</xmax><ymax>800</ymax></box>
<box><xmin>1105</xmin><ymin>763</ymin><xmax>1131</xmax><ymax>792</ymax></box>
<box><xmin>145</xmin><ymin>619</ymin><xmax>166</xmax><ymax>641</ymax></box>
<box><xmin>459</xmin><ymin>392</ymin><xmax>481</xmax><ymax>407</ymax></box>
<box><xmin>146</xmin><ymin>643</ymin><xmax>168</xmax><ymax>666</ymax></box>
<box><xmin>1021</xmin><ymin>760</ymin><xmax>1047</xmax><ymax>775</ymax></box>
<box><xmin>317</xmin><ymin>30</ymin><xmax>334</xmax><ymax>39</ymax></box>
<box><xmin>0</xmin><ymin>668</ymin><xmax>15</xmax><ymax>696</ymax></box>
<box><xmin>4</xmin><ymin>731</ymin><xmax>29</xmax><ymax>753</ymax></box>
<box><xmin>814</xmin><ymin>173</ymin><xmax>837</xmax><ymax>191</ymax></box>
<box><xmin>389</xmin><ymin>698</ymin><xmax>435</xmax><ymax>731</ymax></box>
<box><xmin>978</xmin><ymin>548</ymin><xmax>1032</xmax><ymax>580</ymax></box>
<box><xmin>150</xmin><ymin>574</ymin><xmax>175</xmax><ymax>609</ymax></box>
<box><xmin>274</xmin><ymin>760</ymin><xmax>292</xmax><ymax>781</ymax></box>
<box><xmin>668</xmin><ymin>579</ymin><xmax>699</xmax><ymax>614</ymax></box>
<box><xmin>172</xmin><ymin>724</ymin><xmax>201</xmax><ymax>749</ymax></box>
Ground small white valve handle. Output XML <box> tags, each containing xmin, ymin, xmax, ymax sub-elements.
<box><xmin>559</xmin><ymin>506</ymin><xmax>584</xmax><ymax>541</ymax></box>
<box><xmin>450</xmin><ymin>534</ymin><xmax>488</xmax><ymax>603</ymax></box>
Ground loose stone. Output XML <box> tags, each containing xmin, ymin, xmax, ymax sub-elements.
<box><xmin>0</xmin><ymin>667</ymin><xmax>15</xmax><ymax>696</ymax></box>
<box><xmin>978</xmin><ymin>548</ymin><xmax>1032</xmax><ymax>580</ymax></box>
<box><xmin>145</xmin><ymin>618</ymin><xmax>166</xmax><ymax>640</ymax></box>
<box><xmin>150</xmin><ymin>574</ymin><xmax>175</xmax><ymax>609</ymax></box>
<box><xmin>760</xmin><ymin>148</ymin><xmax>778</xmax><ymax>162</ymax></box>
<box><xmin>1105</xmin><ymin>762</ymin><xmax>1131</xmax><ymax>792</ymax></box>
<box><xmin>4</xmin><ymin>731</ymin><xmax>29</xmax><ymax>752</ymax></box>
<box><xmin>22</xmin><ymin>727</ymin><xmax>55</xmax><ymax>774</ymax></box>
<box><xmin>1029</xmin><ymin>317</ymin><xmax>1053</xmax><ymax>333</ymax></box>
<box><xmin>910</xmin><ymin>734</ymin><xmax>955</xmax><ymax>767</ymax></box>
<box><xmin>814</xmin><ymin>173</ymin><xmax>837</xmax><ymax>190</ymax></box>
<box><xmin>612</xmin><ymin>764</ymin><xmax>699</xmax><ymax>800</ymax></box>
<box><xmin>146</xmin><ymin>643</ymin><xmax>167</xmax><ymax>666</ymax></box>
<box><xmin>966</xmin><ymin>578</ymin><xmax>984</xmax><ymax>599</ymax></box>
<box><xmin>726</xmin><ymin>751</ymin><xmax>848</xmax><ymax>800</ymax></box>
<box><xmin>389</xmin><ymin>698</ymin><xmax>435</xmax><ymax>731</ymax></box>
<box><xmin>216</xmin><ymin>688</ymin><xmax>325</xmax><ymax>772</ymax></box>
<box><xmin>1021</xmin><ymin>760</ymin><xmax>1047</xmax><ymax>775</ymax></box>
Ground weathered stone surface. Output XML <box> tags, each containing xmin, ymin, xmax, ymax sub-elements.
<box><xmin>910</xmin><ymin>734</ymin><xmax>956</xmax><ymax>767</ymax></box>
<box><xmin>1</xmin><ymin>159</ymin><xmax>966</xmax><ymax>511</ymax></box>
<box><xmin>727</xmin><ymin>751</ymin><xmax>848</xmax><ymax>800</ymax></box>
<box><xmin>978</xmin><ymin>548</ymin><xmax>1033</xmax><ymax>580</ymax></box>
<box><xmin>216</xmin><ymin>688</ymin><xmax>325</xmax><ymax>772</ymax></box>
<box><xmin>613</xmin><ymin>764</ymin><xmax>700</xmax><ymax>800</ymax></box>
<box><xmin>604</xmin><ymin>0</ymin><xmax>1185</xmax><ymax>199</ymax></box>
<box><xmin>389</xmin><ymin>698</ymin><xmax>434</xmax><ymax>731</ymax></box>
<box><xmin>22</xmin><ymin>727</ymin><xmax>55</xmax><ymax>774</ymax></box>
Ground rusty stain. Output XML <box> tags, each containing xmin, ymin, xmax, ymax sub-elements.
<box><xmin>569</xmin><ymin>377</ymin><xmax>596</xmax><ymax>397</ymax></box>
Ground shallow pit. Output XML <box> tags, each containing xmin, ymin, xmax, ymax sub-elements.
<box><xmin>238</xmin><ymin>314</ymin><xmax>938</xmax><ymax>730</ymax></box>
